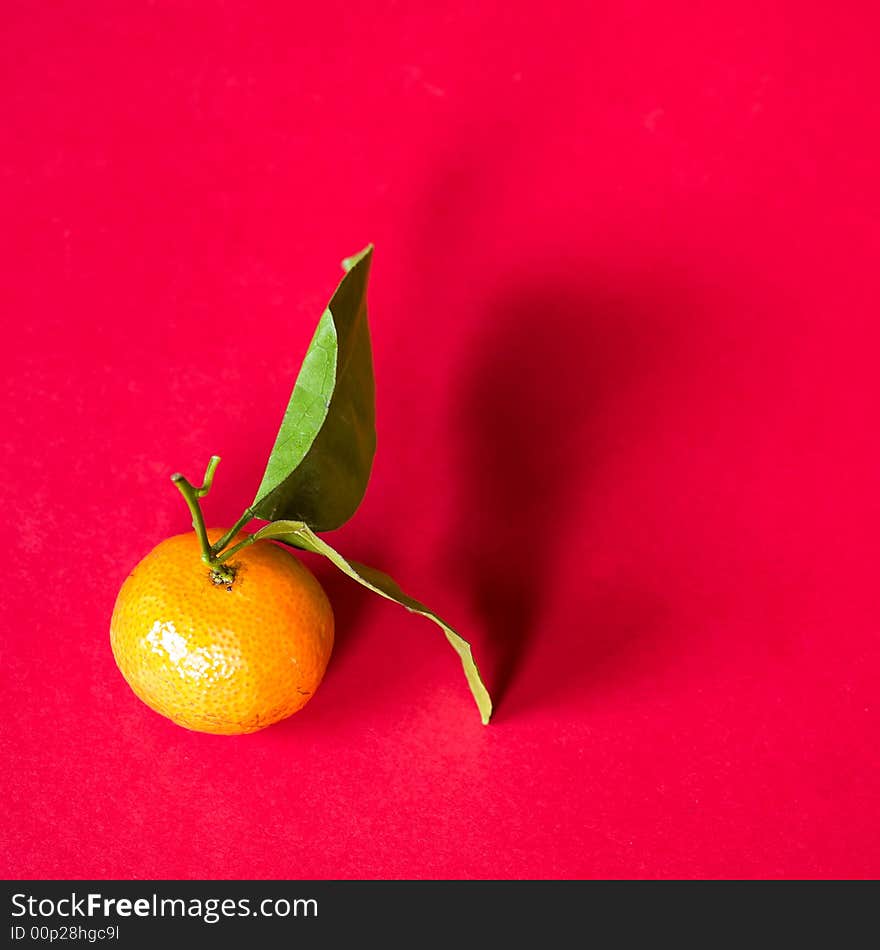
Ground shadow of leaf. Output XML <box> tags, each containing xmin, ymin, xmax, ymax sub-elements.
<box><xmin>447</xmin><ymin>274</ymin><xmax>691</xmax><ymax>715</ymax></box>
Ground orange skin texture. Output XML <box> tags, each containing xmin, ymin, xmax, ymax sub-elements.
<box><xmin>110</xmin><ymin>529</ymin><xmax>334</xmax><ymax>735</ymax></box>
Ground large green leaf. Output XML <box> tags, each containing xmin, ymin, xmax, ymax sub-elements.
<box><xmin>251</xmin><ymin>245</ymin><xmax>376</xmax><ymax>531</ymax></box>
<box><xmin>253</xmin><ymin>520</ymin><xmax>493</xmax><ymax>725</ymax></box>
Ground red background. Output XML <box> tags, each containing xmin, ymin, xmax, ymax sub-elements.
<box><xmin>3</xmin><ymin>1</ymin><xmax>879</xmax><ymax>879</ymax></box>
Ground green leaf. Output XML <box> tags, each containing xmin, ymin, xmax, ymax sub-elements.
<box><xmin>253</xmin><ymin>520</ymin><xmax>494</xmax><ymax>725</ymax></box>
<box><xmin>251</xmin><ymin>245</ymin><xmax>376</xmax><ymax>531</ymax></box>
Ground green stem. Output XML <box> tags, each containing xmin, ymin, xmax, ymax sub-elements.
<box><xmin>170</xmin><ymin>456</ymin><xmax>235</xmax><ymax>585</ymax></box>
<box><xmin>171</xmin><ymin>474</ymin><xmax>213</xmax><ymax>564</ymax></box>
<box><xmin>213</xmin><ymin>533</ymin><xmax>259</xmax><ymax>565</ymax></box>
<box><xmin>211</xmin><ymin>506</ymin><xmax>257</xmax><ymax>555</ymax></box>
<box><xmin>194</xmin><ymin>455</ymin><xmax>221</xmax><ymax>497</ymax></box>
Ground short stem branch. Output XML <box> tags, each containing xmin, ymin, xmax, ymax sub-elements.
<box><xmin>211</xmin><ymin>506</ymin><xmax>257</xmax><ymax>556</ymax></box>
<box><xmin>196</xmin><ymin>455</ymin><xmax>221</xmax><ymax>497</ymax></box>
<box><xmin>214</xmin><ymin>533</ymin><xmax>259</xmax><ymax>565</ymax></box>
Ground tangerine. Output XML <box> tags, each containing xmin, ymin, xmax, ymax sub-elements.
<box><xmin>110</xmin><ymin>528</ymin><xmax>334</xmax><ymax>734</ymax></box>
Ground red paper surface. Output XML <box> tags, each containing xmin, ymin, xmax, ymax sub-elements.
<box><xmin>3</xmin><ymin>1</ymin><xmax>879</xmax><ymax>879</ymax></box>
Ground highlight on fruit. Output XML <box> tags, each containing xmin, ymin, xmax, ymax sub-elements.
<box><xmin>109</xmin><ymin>246</ymin><xmax>492</xmax><ymax>733</ymax></box>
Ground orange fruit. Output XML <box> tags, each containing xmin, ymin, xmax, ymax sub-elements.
<box><xmin>110</xmin><ymin>528</ymin><xmax>334</xmax><ymax>735</ymax></box>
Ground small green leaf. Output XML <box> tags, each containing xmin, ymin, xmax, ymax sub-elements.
<box><xmin>254</xmin><ymin>520</ymin><xmax>493</xmax><ymax>725</ymax></box>
<box><xmin>251</xmin><ymin>245</ymin><xmax>376</xmax><ymax>531</ymax></box>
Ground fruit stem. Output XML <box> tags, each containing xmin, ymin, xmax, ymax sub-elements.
<box><xmin>171</xmin><ymin>473</ymin><xmax>213</xmax><ymax>563</ymax></box>
<box><xmin>170</xmin><ymin>456</ymin><xmax>235</xmax><ymax>585</ymax></box>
